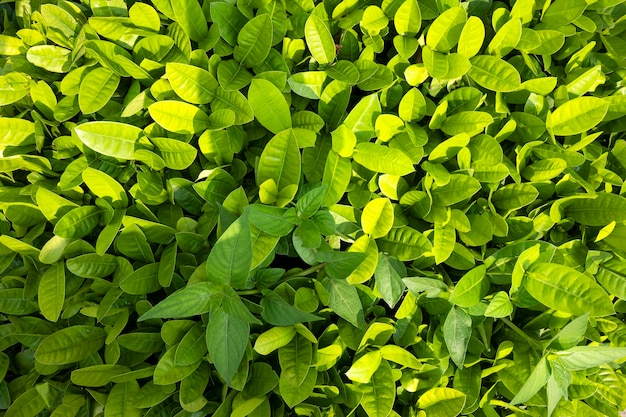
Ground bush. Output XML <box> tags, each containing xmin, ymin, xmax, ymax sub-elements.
<box><xmin>1</xmin><ymin>0</ymin><xmax>626</xmax><ymax>416</ymax></box>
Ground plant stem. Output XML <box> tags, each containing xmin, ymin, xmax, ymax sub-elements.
<box><xmin>501</xmin><ymin>317</ymin><xmax>542</xmax><ymax>349</ymax></box>
<box><xmin>236</xmin><ymin>263</ymin><xmax>326</xmax><ymax>296</ymax></box>
<box><xmin>281</xmin><ymin>263</ymin><xmax>326</xmax><ymax>280</ymax></box>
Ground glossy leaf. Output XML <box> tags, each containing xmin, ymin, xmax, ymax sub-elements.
<box><xmin>248</xmin><ymin>79</ymin><xmax>292</xmax><ymax>134</ymax></box>
<box><xmin>305</xmin><ymin>15</ymin><xmax>335</xmax><ymax>65</ymax></box>
<box><xmin>35</xmin><ymin>326</ymin><xmax>106</xmax><ymax>365</ymax></box>
<box><xmin>525</xmin><ymin>263</ymin><xmax>614</xmax><ymax>316</ymax></box>
<box><xmin>206</xmin><ymin>308</ymin><xmax>249</xmax><ymax>385</ymax></box>
<box><xmin>443</xmin><ymin>306</ymin><xmax>472</xmax><ymax>368</ymax></box>
<box><xmin>38</xmin><ymin>263</ymin><xmax>65</xmax><ymax>322</ymax></box>
<box><xmin>74</xmin><ymin>121</ymin><xmax>142</xmax><ymax>160</ymax></box>
<box><xmin>468</xmin><ymin>55</ymin><xmax>521</xmax><ymax>92</ymax></box>
<box><xmin>148</xmin><ymin>101</ymin><xmax>211</xmax><ymax>134</ymax></box>
<box><xmin>166</xmin><ymin>63</ymin><xmax>218</xmax><ymax>104</ymax></box>
<box><xmin>234</xmin><ymin>15</ymin><xmax>273</xmax><ymax>68</ymax></box>
<box><xmin>547</xmin><ymin>97</ymin><xmax>609</xmax><ymax>136</ymax></box>
<box><xmin>361</xmin><ymin>198</ymin><xmax>393</xmax><ymax>238</ymax></box>
<box><xmin>79</xmin><ymin>67</ymin><xmax>120</xmax><ymax>114</ymax></box>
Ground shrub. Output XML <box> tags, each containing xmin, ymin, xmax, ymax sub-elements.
<box><xmin>1</xmin><ymin>0</ymin><xmax>626</xmax><ymax>416</ymax></box>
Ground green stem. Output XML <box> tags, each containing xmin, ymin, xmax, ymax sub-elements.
<box><xmin>281</xmin><ymin>263</ymin><xmax>326</xmax><ymax>280</ymax></box>
<box><xmin>237</xmin><ymin>289</ymin><xmax>261</xmax><ymax>295</ymax></box>
<box><xmin>501</xmin><ymin>317</ymin><xmax>542</xmax><ymax>349</ymax></box>
<box><xmin>236</xmin><ymin>263</ymin><xmax>326</xmax><ymax>296</ymax></box>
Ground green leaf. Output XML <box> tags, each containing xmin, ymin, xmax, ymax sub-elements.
<box><xmin>542</xmin><ymin>0</ymin><xmax>587</xmax><ymax>26</ymax></box>
<box><xmin>260</xmin><ymin>290</ymin><xmax>323</xmax><ymax>326</ymax></box>
<box><xmin>458</xmin><ymin>17</ymin><xmax>485</xmax><ymax>58</ymax></box>
<box><xmin>0</xmin><ymin>73</ymin><xmax>31</xmax><ymax>106</ymax></box>
<box><xmin>563</xmin><ymin>193</ymin><xmax>626</xmax><ymax>226</ymax></box>
<box><xmin>35</xmin><ymin>326</ymin><xmax>106</xmax><ymax>365</ymax></box>
<box><xmin>166</xmin><ymin>63</ymin><xmax>218</xmax><ymax>104</ymax></box>
<box><xmin>104</xmin><ymin>382</ymin><xmax>142</xmax><ymax>417</ymax></box>
<box><xmin>0</xmin><ymin>289</ymin><xmax>39</xmax><ymax>315</ymax></box>
<box><xmin>443</xmin><ymin>306</ymin><xmax>472</xmax><ymax>368</ymax></box>
<box><xmin>325</xmin><ymin>60</ymin><xmax>359</xmax><ymax>84</ymax></box>
<box><xmin>279</xmin><ymin>334</ymin><xmax>313</xmax><ymax>386</ymax></box>
<box><xmin>26</xmin><ymin>45</ymin><xmax>72</xmax><ymax>73</ymax></box>
<box><xmin>425</xmin><ymin>6</ymin><xmax>466</xmax><ymax>53</ymax></box>
<box><xmin>249</xmin><ymin>79</ymin><xmax>292</xmax><ymax>134</ymax></box>
<box><xmin>170</xmin><ymin>0</ymin><xmax>207</xmax><ymax>42</ymax></box>
<box><xmin>323</xmin><ymin>277</ymin><xmax>366</xmax><ymax>329</ymax></box>
<box><xmin>549</xmin><ymin>314</ymin><xmax>588</xmax><ymax>350</ymax></box>
<box><xmin>148</xmin><ymin>101</ymin><xmax>211</xmax><ymax>134</ymax></box>
<box><xmin>454</xmin><ymin>366</ymin><xmax>482</xmax><ymax>412</ymax></box>
<box><xmin>0</xmin><ymin>118</ymin><xmax>35</xmax><ymax>147</ymax></box>
<box><xmin>218</xmin><ymin>59</ymin><xmax>252</xmax><ymax>91</ymax></box>
<box><xmin>492</xmin><ymin>184</ymin><xmax>538</xmax><ymax>210</ymax></box>
<box><xmin>510</xmin><ymin>357</ymin><xmax>550</xmax><ymax>405</ymax></box>
<box><xmin>38</xmin><ymin>263</ymin><xmax>65</xmax><ymax>322</ymax></box>
<box><xmin>525</xmin><ymin>263</ymin><xmax>614</xmax><ymax>316</ymax></box>
<box><xmin>378</xmin><ymin>227</ymin><xmax>432</xmax><ymax>261</ymax></box>
<box><xmin>66</xmin><ymin>253</ymin><xmax>117</xmax><ymax>278</ymax></box>
<box><xmin>248</xmin><ymin>205</ymin><xmax>297</xmax><ymax>237</ymax></box>
<box><xmin>417</xmin><ymin>387</ymin><xmax>466</xmax><ymax>417</ymax></box>
<box><xmin>74</xmin><ymin>121</ymin><xmax>142</xmax><ymax>160</ymax></box>
<box><xmin>53</xmin><ymin>206</ymin><xmax>101</xmax><ymax>239</ymax></box>
<box><xmin>205</xmin><ymin>212</ymin><xmax>252</xmax><ymax>289</ymax></box>
<box><xmin>257</xmin><ymin>130</ymin><xmax>301</xmax><ymax>205</ymax></box>
<box><xmin>597</xmin><ymin>260</ymin><xmax>626</xmax><ymax>300</ymax></box>
<box><xmin>279</xmin><ymin>367</ymin><xmax>317</xmax><ymax>408</ymax></box>
<box><xmin>210</xmin><ymin>2</ymin><xmax>246</xmax><ymax>46</ymax></box>
<box><xmin>234</xmin><ymin>15</ymin><xmax>273</xmax><ymax>68</ymax></box>
<box><xmin>315</xmin><ymin>251</ymin><xmax>367</xmax><ymax>280</ymax></box>
<box><xmin>449</xmin><ymin>265</ymin><xmax>489</xmax><ymax>308</ymax></box>
<box><xmin>431</xmin><ymin>174</ymin><xmax>481</xmax><ymax>206</ymax></box>
<box><xmin>120</xmin><ymin>263</ymin><xmax>161</xmax><ymax>295</ymax></box>
<box><xmin>547</xmin><ymin>97</ymin><xmax>608</xmax><ymax>136</ymax></box>
<box><xmin>154</xmin><ymin>346</ymin><xmax>200</xmax><ymax>384</ymax></box>
<box><xmin>71</xmin><ymin>365</ymin><xmax>131</xmax><ymax>387</ymax></box>
<box><xmin>468</xmin><ymin>55</ymin><xmax>521</xmax><ymax>92</ymax></box>
<box><xmin>380</xmin><ymin>345</ymin><xmax>423</xmax><ymax>369</ymax></box>
<box><xmin>434</xmin><ymin>222</ymin><xmax>456</xmax><ymax>265</ymax></box>
<box><xmin>139</xmin><ymin>282</ymin><xmax>221</xmax><ymax>321</ymax></box>
<box><xmin>522</xmin><ymin>158</ymin><xmax>567</xmax><ymax>181</ymax></box>
<box><xmin>83</xmin><ymin>167</ymin><xmax>128</xmax><ymax>209</ymax></box>
<box><xmin>375</xmin><ymin>254</ymin><xmax>406</xmax><ymax>308</ymax></box>
<box><xmin>4</xmin><ymin>385</ymin><xmax>50</xmax><ymax>417</ymax></box>
<box><xmin>394</xmin><ymin>0</ymin><xmax>421</xmax><ymax>36</ymax></box>
<box><xmin>206</xmin><ymin>308</ymin><xmax>249</xmax><ymax>385</ymax></box>
<box><xmin>484</xmin><ymin>291</ymin><xmax>513</xmax><ymax>318</ymax></box>
<box><xmin>150</xmin><ymin>137</ymin><xmax>197</xmax><ymax>169</ymax></box>
<box><xmin>346</xmin><ymin>350</ymin><xmax>382</xmax><ymax>383</ymax></box>
<box><xmin>441</xmin><ymin>111</ymin><xmax>493</xmax><ymax>136</ymax></box>
<box><xmin>353</xmin><ymin>142</ymin><xmax>414</xmax><ymax>175</ymax></box>
<box><xmin>289</xmin><ymin>71</ymin><xmax>328</xmax><ymax>99</ymax></box>
<box><xmin>175</xmin><ymin>323</ymin><xmax>207</xmax><ymax>366</ymax></box>
<box><xmin>305</xmin><ymin>15</ymin><xmax>335</xmax><ymax>65</ymax></box>
<box><xmin>398</xmin><ymin>88</ymin><xmax>426</xmax><ymax>122</ymax></box>
<box><xmin>212</xmin><ymin>88</ymin><xmax>254</xmax><ymax>125</ymax></box>
<box><xmin>487</xmin><ymin>18</ymin><xmax>522</xmax><ymax>58</ymax></box>
<box><xmin>358</xmin><ymin>359</ymin><xmax>395</xmax><ymax>417</ymax></box>
<box><xmin>362</xmin><ymin>198</ymin><xmax>394</xmax><ymax>238</ymax></box>
<box><xmin>0</xmin><ymin>34</ymin><xmax>25</xmax><ymax>55</ymax></box>
<box><xmin>343</xmin><ymin>93</ymin><xmax>381</xmax><ymax>141</ymax></box>
<box><xmin>254</xmin><ymin>326</ymin><xmax>297</xmax><ymax>355</ymax></box>
<box><xmin>555</xmin><ymin>345</ymin><xmax>626</xmax><ymax>371</ymax></box>
<box><xmin>79</xmin><ymin>67</ymin><xmax>120</xmax><ymax>114</ymax></box>
<box><xmin>322</xmin><ymin>150</ymin><xmax>352</xmax><ymax>207</ymax></box>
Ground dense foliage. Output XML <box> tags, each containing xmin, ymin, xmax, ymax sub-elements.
<box><xmin>1</xmin><ymin>0</ymin><xmax>626</xmax><ymax>415</ymax></box>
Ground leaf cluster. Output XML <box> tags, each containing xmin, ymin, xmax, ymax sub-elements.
<box><xmin>1</xmin><ymin>0</ymin><xmax>626</xmax><ymax>416</ymax></box>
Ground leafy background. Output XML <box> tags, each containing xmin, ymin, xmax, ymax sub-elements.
<box><xmin>1</xmin><ymin>0</ymin><xmax>626</xmax><ymax>416</ymax></box>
